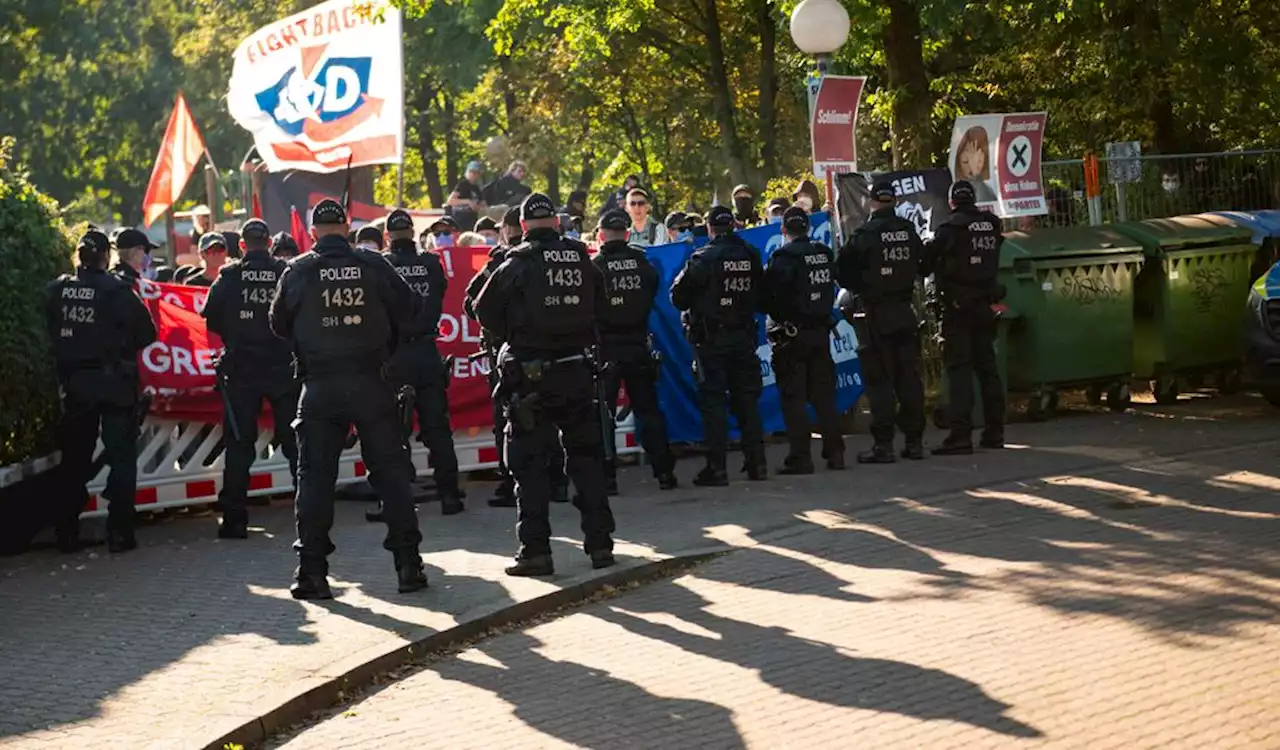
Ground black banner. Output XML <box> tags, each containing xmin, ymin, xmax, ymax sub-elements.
<box><xmin>835</xmin><ymin>169</ymin><xmax>954</xmax><ymax>245</ymax></box>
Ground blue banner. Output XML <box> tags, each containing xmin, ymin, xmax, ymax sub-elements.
<box><xmin>643</xmin><ymin>212</ymin><xmax>863</xmax><ymax>443</ymax></box>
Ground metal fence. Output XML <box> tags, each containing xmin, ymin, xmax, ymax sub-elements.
<box><xmin>1024</xmin><ymin>149</ymin><xmax>1280</xmax><ymax>229</ymax></box>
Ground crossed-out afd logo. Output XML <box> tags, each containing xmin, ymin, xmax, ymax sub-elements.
<box><xmin>254</xmin><ymin>46</ymin><xmax>381</xmax><ymax>142</ymax></box>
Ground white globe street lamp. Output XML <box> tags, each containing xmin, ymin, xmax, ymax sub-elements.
<box><xmin>789</xmin><ymin>0</ymin><xmax>850</xmax><ymax>72</ymax></box>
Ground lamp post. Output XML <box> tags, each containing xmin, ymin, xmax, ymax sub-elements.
<box><xmin>789</xmin><ymin>0</ymin><xmax>851</xmax><ymax>211</ymax></box>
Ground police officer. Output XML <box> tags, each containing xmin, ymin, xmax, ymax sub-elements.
<box><xmin>473</xmin><ymin>193</ymin><xmax>616</xmax><ymax>577</ymax></box>
<box><xmin>269</xmin><ymin>199</ymin><xmax>428</xmax><ymax>599</ymax></box>
<box><xmin>670</xmin><ymin>205</ymin><xmax>766</xmax><ymax>486</ymax></box>
<box><xmin>356</xmin><ymin>225</ymin><xmax>385</xmax><ymax>252</ymax></box>
<box><xmin>836</xmin><ymin>179</ymin><xmax>926</xmax><ymax>464</ymax></box>
<box><xmin>762</xmin><ymin>206</ymin><xmax>845</xmax><ymax>474</ymax></box>
<box><xmin>271</xmin><ymin>231</ymin><xmax>300</xmax><ymax>260</ymax></box>
<box><xmin>382</xmin><ymin>208</ymin><xmax>463</xmax><ymax>514</ymax></box>
<box><xmin>592</xmin><ymin>209</ymin><xmax>678</xmax><ymax>491</ymax></box>
<box><xmin>202</xmin><ymin>218</ymin><xmax>300</xmax><ymax>539</ymax></box>
<box><xmin>925</xmin><ymin>180</ymin><xmax>1006</xmax><ymax>454</ymax></box>
<box><xmin>46</xmin><ymin>230</ymin><xmax>157</xmax><ymax>553</ymax></box>
<box><xmin>465</xmin><ymin>207</ymin><xmax>570</xmax><ymax>508</ymax></box>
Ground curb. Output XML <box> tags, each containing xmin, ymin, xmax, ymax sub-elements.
<box><xmin>201</xmin><ymin>550</ymin><xmax>725</xmax><ymax>750</ymax></box>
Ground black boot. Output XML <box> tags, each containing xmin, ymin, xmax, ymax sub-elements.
<box><xmin>488</xmin><ymin>479</ymin><xmax>517</xmax><ymax>508</ymax></box>
<box><xmin>826</xmin><ymin>453</ymin><xmax>847</xmax><ymax>471</ymax></box>
<box><xmin>777</xmin><ymin>457</ymin><xmax>815</xmax><ymax>476</ymax></box>
<box><xmin>606</xmin><ymin>476</ymin><xmax>620</xmax><ymax>496</ymax></box>
<box><xmin>504</xmin><ymin>554</ymin><xmax>555</xmax><ymax>577</ymax></box>
<box><xmin>551</xmin><ymin>482</ymin><xmax>570</xmax><ymax>504</ymax></box>
<box><xmin>365</xmin><ymin>502</ymin><xmax>385</xmax><ymax>523</ymax></box>
<box><xmin>657</xmin><ymin>471</ymin><xmax>679</xmax><ymax>490</ymax></box>
<box><xmin>590</xmin><ymin>549</ymin><xmax>617</xmax><ymax>569</ymax></box>
<box><xmin>932</xmin><ymin>438</ymin><xmax>974</xmax><ymax>456</ymax></box>
<box><xmin>291</xmin><ymin>564</ymin><xmax>333</xmax><ymax>600</ymax></box>
<box><xmin>980</xmin><ymin>432</ymin><xmax>1005</xmax><ymax>450</ymax></box>
<box><xmin>900</xmin><ymin>439</ymin><xmax>925</xmax><ymax>461</ymax></box>
<box><xmin>395</xmin><ymin>551</ymin><xmax>429</xmax><ymax>593</ymax></box>
<box><xmin>857</xmin><ymin>444</ymin><xmax>896</xmax><ymax>464</ymax></box>
<box><xmin>693</xmin><ymin>467</ymin><xmax>729</xmax><ymax>487</ymax></box>
<box><xmin>107</xmin><ymin>529</ymin><xmax>138</xmax><ymax>554</ymax></box>
<box><xmin>55</xmin><ymin>520</ymin><xmax>91</xmax><ymax>554</ymax></box>
<box><xmin>217</xmin><ymin>517</ymin><xmax>249</xmax><ymax>540</ymax></box>
<box><xmin>439</xmin><ymin>487</ymin><xmax>465</xmax><ymax>516</ymax></box>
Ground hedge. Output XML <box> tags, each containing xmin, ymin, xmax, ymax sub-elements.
<box><xmin>0</xmin><ymin>137</ymin><xmax>73</xmax><ymax>467</ymax></box>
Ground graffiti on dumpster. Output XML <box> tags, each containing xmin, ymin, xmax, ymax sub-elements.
<box><xmin>1189</xmin><ymin>265</ymin><xmax>1228</xmax><ymax>313</ymax></box>
<box><xmin>1059</xmin><ymin>272</ymin><xmax>1121</xmax><ymax>306</ymax></box>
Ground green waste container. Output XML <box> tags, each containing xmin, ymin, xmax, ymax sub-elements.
<box><xmin>999</xmin><ymin>226</ymin><xmax>1146</xmax><ymax>417</ymax></box>
<box><xmin>1113</xmin><ymin>215</ymin><xmax>1257</xmax><ymax>403</ymax></box>
<box><xmin>933</xmin><ymin>309</ymin><xmax>1016</xmax><ymax>430</ymax></box>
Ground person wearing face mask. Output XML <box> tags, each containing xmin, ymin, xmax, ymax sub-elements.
<box><xmin>474</xmin><ymin>216</ymin><xmax>501</xmax><ymax>246</ymax></box>
<box><xmin>765</xmin><ymin>198</ymin><xmax>790</xmax><ymax>225</ymax></box>
<box><xmin>792</xmin><ymin>179</ymin><xmax>822</xmax><ymax>214</ymax></box>
<box><xmin>111</xmin><ymin>228</ymin><xmax>159</xmax><ymax>284</ymax></box>
<box><xmin>731</xmin><ymin>184</ymin><xmax>760</xmax><ymax>228</ymax></box>
<box><xmin>427</xmin><ymin>216</ymin><xmax>460</xmax><ymax>249</ymax></box>
<box><xmin>558</xmin><ymin>213</ymin><xmax>583</xmax><ymax>241</ymax></box>
<box><xmin>355</xmin><ymin>225</ymin><xmax>385</xmax><ymax>252</ymax></box>
<box><xmin>665</xmin><ymin>211</ymin><xmax>694</xmax><ymax>244</ymax></box>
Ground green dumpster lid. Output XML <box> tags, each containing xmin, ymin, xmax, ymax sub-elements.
<box><xmin>999</xmin><ymin>226</ymin><xmax>1144</xmax><ymax>268</ymax></box>
<box><xmin>1112</xmin><ymin>215</ymin><xmax>1254</xmax><ymax>255</ymax></box>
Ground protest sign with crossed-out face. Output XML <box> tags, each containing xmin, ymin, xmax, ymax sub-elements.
<box><xmin>949</xmin><ymin>112</ymin><xmax>1049</xmax><ymax>219</ymax></box>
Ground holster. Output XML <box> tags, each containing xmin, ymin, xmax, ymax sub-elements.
<box><xmin>396</xmin><ymin>384</ymin><xmax>416</xmax><ymax>440</ymax></box>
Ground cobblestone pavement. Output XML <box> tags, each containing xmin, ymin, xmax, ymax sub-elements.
<box><xmin>274</xmin><ymin>427</ymin><xmax>1280</xmax><ymax>749</ymax></box>
<box><xmin>1</xmin><ymin>395</ymin><xmax>1278</xmax><ymax>749</ymax></box>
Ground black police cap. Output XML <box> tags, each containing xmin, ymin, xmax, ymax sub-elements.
<box><xmin>356</xmin><ymin>225</ymin><xmax>384</xmax><ymax>247</ymax></box>
<box><xmin>240</xmin><ymin>218</ymin><xmax>270</xmax><ymax>240</ymax></box>
<box><xmin>199</xmin><ymin>232</ymin><xmax>228</xmax><ymax>253</ymax></box>
<box><xmin>520</xmin><ymin>192</ymin><xmax>557</xmax><ymax>221</ymax></box>
<box><xmin>78</xmin><ymin>229</ymin><xmax>110</xmax><ymax>256</ymax></box>
<box><xmin>271</xmin><ymin>232</ymin><xmax>299</xmax><ymax>256</ymax></box>
<box><xmin>115</xmin><ymin>228</ymin><xmax>159</xmax><ymax>250</ymax></box>
<box><xmin>782</xmin><ymin>206</ymin><xmax>810</xmax><ymax>233</ymax></box>
<box><xmin>599</xmin><ymin>209</ymin><xmax>631</xmax><ymax>231</ymax></box>
<box><xmin>706</xmin><ymin>205</ymin><xmax>735</xmax><ymax>228</ymax></box>
<box><xmin>664</xmin><ymin>211</ymin><xmax>689</xmax><ymax>230</ymax></box>
<box><xmin>502</xmin><ymin>206</ymin><xmax>522</xmax><ymax>228</ymax></box>
<box><xmin>950</xmin><ymin>180</ymin><xmax>977</xmax><ymax>205</ymax></box>
<box><xmin>474</xmin><ymin>216</ymin><xmax>499</xmax><ymax>233</ymax></box>
<box><xmin>386</xmin><ymin>209</ymin><xmax>414</xmax><ymax>232</ymax></box>
<box><xmin>311</xmin><ymin>199</ymin><xmax>347</xmax><ymax>226</ymax></box>
<box><xmin>428</xmin><ymin>215</ymin><xmax>459</xmax><ymax>233</ymax></box>
<box><xmin>871</xmin><ymin>179</ymin><xmax>896</xmax><ymax>202</ymax></box>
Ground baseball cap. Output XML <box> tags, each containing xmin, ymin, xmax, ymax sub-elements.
<box><xmin>386</xmin><ymin>209</ymin><xmax>414</xmax><ymax>232</ymax></box>
<box><xmin>78</xmin><ymin>229</ymin><xmax>110</xmax><ymax>256</ymax></box>
<box><xmin>871</xmin><ymin>179</ymin><xmax>896</xmax><ymax>202</ymax></box>
<box><xmin>502</xmin><ymin>206</ymin><xmax>522</xmax><ymax>228</ymax></box>
<box><xmin>706</xmin><ymin>205</ymin><xmax>735</xmax><ymax>228</ymax></box>
<box><xmin>311</xmin><ymin>199</ymin><xmax>347</xmax><ymax>226</ymax></box>
<box><xmin>474</xmin><ymin>216</ymin><xmax>499</xmax><ymax>233</ymax></box>
<box><xmin>356</xmin><ymin>225</ymin><xmax>384</xmax><ymax>248</ymax></box>
<box><xmin>950</xmin><ymin>180</ymin><xmax>977</xmax><ymax>205</ymax></box>
<box><xmin>766</xmin><ymin>197</ymin><xmax>790</xmax><ymax>213</ymax></box>
<box><xmin>199</xmin><ymin>232</ymin><xmax>228</xmax><ymax>253</ymax></box>
<box><xmin>599</xmin><ymin>209</ymin><xmax>631</xmax><ymax>231</ymax></box>
<box><xmin>466</xmin><ymin>160</ymin><xmax>484</xmax><ymax>173</ymax></box>
<box><xmin>664</xmin><ymin>211</ymin><xmax>689</xmax><ymax>230</ymax></box>
<box><xmin>428</xmin><ymin>215</ymin><xmax>459</xmax><ymax>234</ymax></box>
<box><xmin>782</xmin><ymin>206</ymin><xmax>811</xmax><ymax>233</ymax></box>
<box><xmin>270</xmin><ymin>232</ymin><xmax>299</xmax><ymax>257</ymax></box>
<box><xmin>520</xmin><ymin>192</ymin><xmax>557</xmax><ymax>221</ymax></box>
<box><xmin>239</xmin><ymin>218</ymin><xmax>270</xmax><ymax>240</ymax></box>
<box><xmin>114</xmin><ymin>228</ymin><xmax>159</xmax><ymax>250</ymax></box>
<box><xmin>731</xmin><ymin>183</ymin><xmax>753</xmax><ymax>198</ymax></box>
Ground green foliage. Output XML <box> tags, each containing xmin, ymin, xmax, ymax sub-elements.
<box><xmin>0</xmin><ymin>137</ymin><xmax>72</xmax><ymax>467</ymax></box>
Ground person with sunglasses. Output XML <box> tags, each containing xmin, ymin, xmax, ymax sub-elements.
<box><xmin>426</xmin><ymin>216</ymin><xmax>460</xmax><ymax>249</ymax></box>
<box><xmin>665</xmin><ymin>211</ymin><xmax>695</xmax><ymax>244</ymax></box>
<box><xmin>623</xmin><ymin>187</ymin><xmax>668</xmax><ymax>247</ymax></box>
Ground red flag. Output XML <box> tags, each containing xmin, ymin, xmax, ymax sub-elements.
<box><xmin>141</xmin><ymin>93</ymin><xmax>206</xmax><ymax>227</ymax></box>
<box><xmin>290</xmin><ymin>205</ymin><xmax>311</xmax><ymax>254</ymax></box>
<box><xmin>251</xmin><ymin>192</ymin><xmax>263</xmax><ymax>219</ymax></box>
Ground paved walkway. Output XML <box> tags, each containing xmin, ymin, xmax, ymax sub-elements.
<box><xmin>1</xmin><ymin>395</ymin><xmax>1278</xmax><ymax>748</ymax></box>
<box><xmin>273</xmin><ymin>422</ymin><xmax>1280</xmax><ymax>748</ymax></box>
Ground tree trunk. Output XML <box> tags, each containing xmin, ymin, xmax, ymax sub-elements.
<box><xmin>443</xmin><ymin>93</ymin><xmax>459</xmax><ymax>191</ymax></box>
<box><xmin>496</xmin><ymin>54</ymin><xmax>520</xmax><ymax>132</ymax></box>
<box><xmin>703</xmin><ymin>0</ymin><xmax>750</xmax><ymax>188</ymax></box>
<box><xmin>545</xmin><ymin>160</ymin><xmax>561</xmax><ymax>206</ymax></box>
<box><xmin>755</xmin><ymin>0</ymin><xmax>778</xmax><ymax>183</ymax></box>
<box><xmin>882</xmin><ymin>0</ymin><xmax>933</xmax><ymax>169</ymax></box>
<box><xmin>413</xmin><ymin>80</ymin><xmax>443</xmax><ymax>207</ymax></box>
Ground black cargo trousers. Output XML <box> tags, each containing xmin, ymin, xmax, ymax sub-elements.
<box><xmin>389</xmin><ymin>337</ymin><xmax>459</xmax><ymax>492</ymax></box>
<box><xmin>770</xmin><ymin>324</ymin><xmax>844</xmax><ymax>465</ymax></box>
<box><xmin>695</xmin><ymin>328</ymin><xmax>765</xmax><ymax>472</ymax></box>
<box><xmin>942</xmin><ymin>298</ymin><xmax>1005</xmax><ymax>443</ymax></box>
<box><xmin>218</xmin><ymin>361</ymin><xmax>300</xmax><ymax>525</ymax></box>
<box><xmin>601</xmin><ymin>339</ymin><xmax>674</xmax><ymax>481</ymax></box>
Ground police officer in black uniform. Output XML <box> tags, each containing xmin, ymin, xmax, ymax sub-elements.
<box><xmin>473</xmin><ymin>193</ymin><xmax>616</xmax><ymax>577</ymax></box>
<box><xmin>592</xmin><ymin>209</ymin><xmax>678</xmax><ymax>491</ymax></box>
<box><xmin>382</xmin><ymin>208</ymin><xmax>463</xmax><ymax>514</ymax></box>
<box><xmin>269</xmin><ymin>199</ymin><xmax>428</xmax><ymax>599</ymax></box>
<box><xmin>762</xmin><ymin>206</ymin><xmax>845</xmax><ymax>474</ymax></box>
<box><xmin>202</xmin><ymin>218</ymin><xmax>300</xmax><ymax>539</ymax></box>
<box><xmin>925</xmin><ymin>180</ymin><xmax>1007</xmax><ymax>454</ymax></box>
<box><xmin>836</xmin><ymin>179</ymin><xmax>926</xmax><ymax>464</ymax></box>
<box><xmin>671</xmin><ymin>205</ymin><xmax>767</xmax><ymax>486</ymax></box>
<box><xmin>271</xmin><ymin>232</ymin><xmax>300</xmax><ymax>260</ymax></box>
<box><xmin>45</xmin><ymin>230</ymin><xmax>157</xmax><ymax>553</ymax></box>
<box><xmin>465</xmin><ymin>206</ymin><xmax>571</xmax><ymax>508</ymax></box>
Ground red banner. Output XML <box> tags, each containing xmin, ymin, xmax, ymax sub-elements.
<box><xmin>132</xmin><ymin>246</ymin><xmax>497</xmax><ymax>429</ymax></box>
